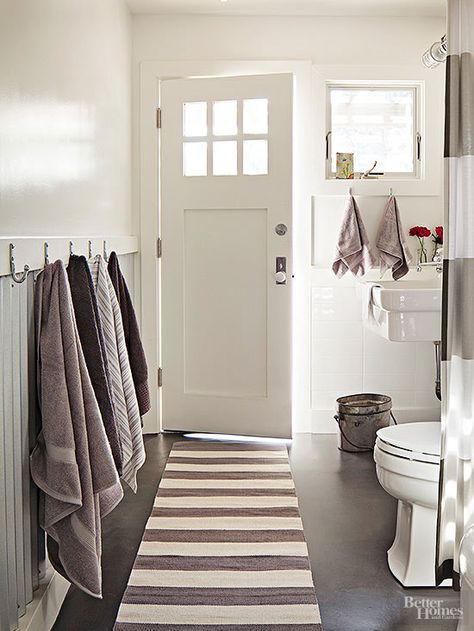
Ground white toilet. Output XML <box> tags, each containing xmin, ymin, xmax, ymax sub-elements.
<box><xmin>374</xmin><ymin>421</ymin><xmax>447</xmax><ymax>588</ymax></box>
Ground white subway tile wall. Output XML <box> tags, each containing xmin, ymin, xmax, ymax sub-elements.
<box><xmin>311</xmin><ymin>270</ymin><xmax>441</xmax><ymax>433</ymax></box>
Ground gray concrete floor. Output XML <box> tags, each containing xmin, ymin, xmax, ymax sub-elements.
<box><xmin>53</xmin><ymin>432</ymin><xmax>460</xmax><ymax>631</ymax></box>
<box><xmin>288</xmin><ymin>434</ymin><xmax>460</xmax><ymax>631</ymax></box>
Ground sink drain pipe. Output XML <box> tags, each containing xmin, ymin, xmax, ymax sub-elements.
<box><xmin>434</xmin><ymin>341</ymin><xmax>441</xmax><ymax>401</ymax></box>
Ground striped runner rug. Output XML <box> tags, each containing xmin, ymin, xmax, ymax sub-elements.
<box><xmin>114</xmin><ymin>441</ymin><xmax>322</xmax><ymax>630</ymax></box>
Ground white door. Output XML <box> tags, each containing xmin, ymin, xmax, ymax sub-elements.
<box><xmin>160</xmin><ymin>73</ymin><xmax>293</xmax><ymax>438</ymax></box>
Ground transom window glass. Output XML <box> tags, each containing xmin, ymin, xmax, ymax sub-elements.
<box><xmin>327</xmin><ymin>83</ymin><xmax>421</xmax><ymax>179</ymax></box>
<box><xmin>182</xmin><ymin>99</ymin><xmax>269</xmax><ymax>177</ymax></box>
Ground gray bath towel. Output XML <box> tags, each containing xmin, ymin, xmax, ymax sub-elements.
<box><xmin>67</xmin><ymin>255</ymin><xmax>123</xmax><ymax>474</ymax></box>
<box><xmin>108</xmin><ymin>252</ymin><xmax>150</xmax><ymax>417</ymax></box>
<box><xmin>333</xmin><ymin>195</ymin><xmax>374</xmax><ymax>278</ymax></box>
<box><xmin>89</xmin><ymin>255</ymin><xmax>146</xmax><ymax>493</ymax></box>
<box><xmin>376</xmin><ymin>195</ymin><xmax>413</xmax><ymax>280</ymax></box>
<box><xmin>30</xmin><ymin>261</ymin><xmax>123</xmax><ymax>598</ymax></box>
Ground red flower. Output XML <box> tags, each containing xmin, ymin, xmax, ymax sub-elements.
<box><xmin>409</xmin><ymin>226</ymin><xmax>431</xmax><ymax>238</ymax></box>
<box><xmin>433</xmin><ymin>226</ymin><xmax>443</xmax><ymax>244</ymax></box>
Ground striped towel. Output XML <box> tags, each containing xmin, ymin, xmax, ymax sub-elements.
<box><xmin>89</xmin><ymin>255</ymin><xmax>146</xmax><ymax>492</ymax></box>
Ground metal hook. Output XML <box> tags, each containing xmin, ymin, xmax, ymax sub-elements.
<box><xmin>44</xmin><ymin>242</ymin><xmax>50</xmax><ymax>266</ymax></box>
<box><xmin>69</xmin><ymin>241</ymin><xmax>74</xmax><ymax>256</ymax></box>
<box><xmin>88</xmin><ymin>240</ymin><xmax>93</xmax><ymax>259</ymax></box>
<box><xmin>349</xmin><ymin>186</ymin><xmax>353</xmax><ymax>196</ymax></box>
<box><xmin>389</xmin><ymin>187</ymin><xmax>394</xmax><ymax>197</ymax></box>
<box><xmin>9</xmin><ymin>243</ymin><xmax>30</xmax><ymax>284</ymax></box>
<box><xmin>103</xmin><ymin>240</ymin><xmax>109</xmax><ymax>262</ymax></box>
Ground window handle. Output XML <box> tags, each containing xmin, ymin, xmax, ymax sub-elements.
<box><xmin>325</xmin><ymin>131</ymin><xmax>332</xmax><ymax>161</ymax></box>
<box><xmin>416</xmin><ymin>132</ymin><xmax>422</xmax><ymax>161</ymax></box>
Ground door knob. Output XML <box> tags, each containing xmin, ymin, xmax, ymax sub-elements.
<box><xmin>275</xmin><ymin>270</ymin><xmax>287</xmax><ymax>284</ymax></box>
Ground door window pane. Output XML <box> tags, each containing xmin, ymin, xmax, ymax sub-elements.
<box><xmin>213</xmin><ymin>141</ymin><xmax>237</xmax><ymax>176</ymax></box>
<box><xmin>183</xmin><ymin>102</ymin><xmax>207</xmax><ymax>137</ymax></box>
<box><xmin>329</xmin><ymin>86</ymin><xmax>416</xmax><ymax>174</ymax></box>
<box><xmin>213</xmin><ymin>100</ymin><xmax>238</xmax><ymax>136</ymax></box>
<box><xmin>243</xmin><ymin>140</ymin><xmax>268</xmax><ymax>175</ymax></box>
<box><xmin>183</xmin><ymin>142</ymin><xmax>207</xmax><ymax>176</ymax></box>
<box><xmin>243</xmin><ymin>99</ymin><xmax>268</xmax><ymax>134</ymax></box>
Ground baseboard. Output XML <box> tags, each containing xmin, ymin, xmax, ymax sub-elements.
<box><xmin>18</xmin><ymin>568</ymin><xmax>70</xmax><ymax>631</ymax></box>
<box><xmin>311</xmin><ymin>407</ymin><xmax>442</xmax><ymax>434</ymax></box>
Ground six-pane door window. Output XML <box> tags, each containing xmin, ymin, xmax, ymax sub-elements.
<box><xmin>183</xmin><ymin>99</ymin><xmax>269</xmax><ymax>177</ymax></box>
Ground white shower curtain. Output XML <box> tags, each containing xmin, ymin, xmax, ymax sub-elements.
<box><xmin>437</xmin><ymin>0</ymin><xmax>474</xmax><ymax>586</ymax></box>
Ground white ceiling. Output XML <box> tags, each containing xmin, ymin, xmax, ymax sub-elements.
<box><xmin>126</xmin><ymin>0</ymin><xmax>446</xmax><ymax>18</ymax></box>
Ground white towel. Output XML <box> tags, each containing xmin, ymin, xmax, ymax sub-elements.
<box><xmin>332</xmin><ymin>195</ymin><xmax>374</xmax><ymax>278</ymax></box>
<box><xmin>362</xmin><ymin>282</ymin><xmax>384</xmax><ymax>325</ymax></box>
<box><xmin>376</xmin><ymin>195</ymin><xmax>413</xmax><ymax>280</ymax></box>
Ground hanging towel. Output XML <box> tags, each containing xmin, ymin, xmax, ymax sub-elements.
<box><xmin>376</xmin><ymin>195</ymin><xmax>413</xmax><ymax>280</ymax></box>
<box><xmin>108</xmin><ymin>252</ymin><xmax>151</xmax><ymax>417</ymax></box>
<box><xmin>332</xmin><ymin>195</ymin><xmax>374</xmax><ymax>278</ymax></box>
<box><xmin>89</xmin><ymin>255</ymin><xmax>146</xmax><ymax>492</ymax></box>
<box><xmin>362</xmin><ymin>282</ymin><xmax>385</xmax><ymax>325</ymax></box>
<box><xmin>30</xmin><ymin>261</ymin><xmax>123</xmax><ymax>599</ymax></box>
<box><xmin>67</xmin><ymin>255</ymin><xmax>123</xmax><ymax>474</ymax></box>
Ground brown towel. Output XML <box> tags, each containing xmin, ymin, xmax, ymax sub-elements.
<box><xmin>30</xmin><ymin>261</ymin><xmax>123</xmax><ymax>598</ymax></box>
<box><xmin>332</xmin><ymin>195</ymin><xmax>374</xmax><ymax>278</ymax></box>
<box><xmin>108</xmin><ymin>252</ymin><xmax>151</xmax><ymax>416</ymax></box>
<box><xmin>376</xmin><ymin>195</ymin><xmax>413</xmax><ymax>280</ymax></box>
<box><xmin>67</xmin><ymin>255</ymin><xmax>123</xmax><ymax>474</ymax></box>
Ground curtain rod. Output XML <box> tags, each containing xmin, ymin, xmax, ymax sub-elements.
<box><xmin>422</xmin><ymin>34</ymin><xmax>447</xmax><ymax>68</ymax></box>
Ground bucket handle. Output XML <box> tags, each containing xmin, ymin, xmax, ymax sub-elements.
<box><xmin>334</xmin><ymin>415</ymin><xmax>373</xmax><ymax>452</ymax></box>
<box><xmin>333</xmin><ymin>411</ymin><xmax>398</xmax><ymax>452</ymax></box>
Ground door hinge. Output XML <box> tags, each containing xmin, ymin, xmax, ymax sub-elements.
<box><xmin>158</xmin><ymin>367</ymin><xmax>163</xmax><ymax>387</ymax></box>
<box><xmin>156</xmin><ymin>107</ymin><xmax>162</xmax><ymax>129</ymax></box>
<box><xmin>156</xmin><ymin>237</ymin><xmax>162</xmax><ymax>258</ymax></box>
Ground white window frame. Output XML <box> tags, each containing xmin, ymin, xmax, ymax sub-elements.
<box><xmin>325</xmin><ymin>80</ymin><xmax>422</xmax><ymax>181</ymax></box>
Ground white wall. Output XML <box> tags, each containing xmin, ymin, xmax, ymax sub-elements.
<box><xmin>132</xmin><ymin>13</ymin><xmax>446</xmax><ymax>433</ymax></box>
<box><xmin>0</xmin><ymin>0</ymin><xmax>133</xmax><ymax>237</ymax></box>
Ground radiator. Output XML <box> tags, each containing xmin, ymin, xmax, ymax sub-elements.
<box><xmin>0</xmin><ymin>251</ymin><xmax>138</xmax><ymax>630</ymax></box>
<box><xmin>0</xmin><ymin>273</ymin><xmax>40</xmax><ymax>631</ymax></box>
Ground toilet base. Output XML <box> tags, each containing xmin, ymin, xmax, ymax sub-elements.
<box><xmin>388</xmin><ymin>500</ymin><xmax>451</xmax><ymax>588</ymax></box>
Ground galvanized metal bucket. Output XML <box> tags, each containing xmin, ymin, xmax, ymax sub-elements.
<box><xmin>334</xmin><ymin>393</ymin><xmax>393</xmax><ymax>453</ymax></box>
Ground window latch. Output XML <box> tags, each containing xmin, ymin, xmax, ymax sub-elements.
<box><xmin>416</xmin><ymin>132</ymin><xmax>422</xmax><ymax>161</ymax></box>
<box><xmin>325</xmin><ymin>131</ymin><xmax>332</xmax><ymax>161</ymax></box>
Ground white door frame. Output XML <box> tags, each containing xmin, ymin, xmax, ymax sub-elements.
<box><xmin>138</xmin><ymin>59</ymin><xmax>313</xmax><ymax>436</ymax></box>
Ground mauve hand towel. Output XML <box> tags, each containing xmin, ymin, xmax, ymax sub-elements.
<box><xmin>67</xmin><ymin>255</ymin><xmax>123</xmax><ymax>474</ymax></box>
<box><xmin>108</xmin><ymin>252</ymin><xmax>151</xmax><ymax>417</ymax></box>
<box><xmin>89</xmin><ymin>255</ymin><xmax>146</xmax><ymax>492</ymax></box>
<box><xmin>30</xmin><ymin>261</ymin><xmax>123</xmax><ymax>598</ymax></box>
<box><xmin>332</xmin><ymin>195</ymin><xmax>374</xmax><ymax>278</ymax></box>
<box><xmin>376</xmin><ymin>195</ymin><xmax>413</xmax><ymax>280</ymax></box>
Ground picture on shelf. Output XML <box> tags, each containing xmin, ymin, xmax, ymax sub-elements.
<box><xmin>336</xmin><ymin>152</ymin><xmax>354</xmax><ymax>179</ymax></box>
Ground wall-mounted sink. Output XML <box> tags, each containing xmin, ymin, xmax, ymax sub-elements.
<box><xmin>360</xmin><ymin>275</ymin><xmax>442</xmax><ymax>342</ymax></box>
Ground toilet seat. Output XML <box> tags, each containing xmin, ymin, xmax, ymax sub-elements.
<box><xmin>376</xmin><ymin>422</ymin><xmax>441</xmax><ymax>465</ymax></box>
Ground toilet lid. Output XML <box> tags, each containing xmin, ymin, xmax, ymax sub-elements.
<box><xmin>376</xmin><ymin>422</ymin><xmax>441</xmax><ymax>464</ymax></box>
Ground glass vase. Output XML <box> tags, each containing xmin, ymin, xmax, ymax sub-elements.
<box><xmin>417</xmin><ymin>245</ymin><xmax>428</xmax><ymax>266</ymax></box>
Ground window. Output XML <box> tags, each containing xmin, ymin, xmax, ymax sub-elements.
<box><xmin>326</xmin><ymin>83</ymin><xmax>421</xmax><ymax>179</ymax></box>
<box><xmin>182</xmin><ymin>99</ymin><xmax>269</xmax><ymax>177</ymax></box>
